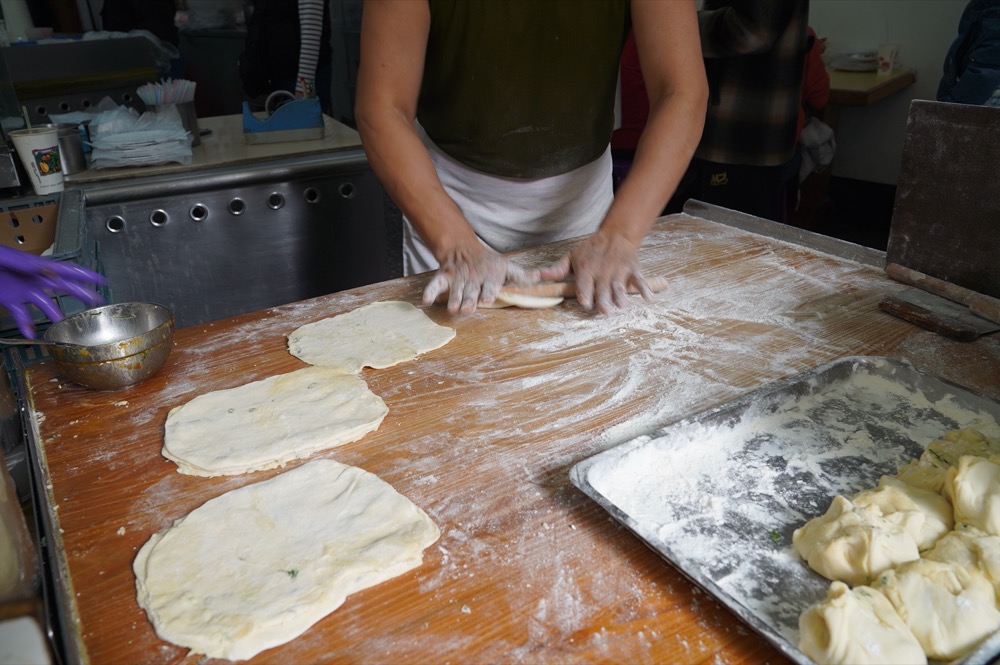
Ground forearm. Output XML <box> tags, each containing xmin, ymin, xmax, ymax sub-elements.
<box><xmin>356</xmin><ymin>111</ymin><xmax>478</xmax><ymax>259</ymax></box>
<box><xmin>355</xmin><ymin>0</ymin><xmax>479</xmax><ymax>263</ymax></box>
<box><xmin>601</xmin><ymin>0</ymin><xmax>708</xmax><ymax>248</ymax></box>
<box><xmin>600</xmin><ymin>89</ymin><xmax>706</xmax><ymax>246</ymax></box>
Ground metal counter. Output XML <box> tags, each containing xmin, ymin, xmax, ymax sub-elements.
<box><xmin>80</xmin><ymin>149</ymin><xmax>399</xmax><ymax>329</ymax></box>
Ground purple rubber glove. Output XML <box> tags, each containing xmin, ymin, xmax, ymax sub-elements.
<box><xmin>0</xmin><ymin>245</ymin><xmax>107</xmax><ymax>339</ymax></box>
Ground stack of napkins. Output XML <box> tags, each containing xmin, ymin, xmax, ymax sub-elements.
<box><xmin>88</xmin><ymin>103</ymin><xmax>192</xmax><ymax>168</ymax></box>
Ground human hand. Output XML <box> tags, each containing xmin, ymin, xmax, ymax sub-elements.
<box><xmin>422</xmin><ymin>244</ymin><xmax>537</xmax><ymax>314</ymax></box>
<box><xmin>537</xmin><ymin>231</ymin><xmax>653</xmax><ymax>315</ymax></box>
<box><xmin>0</xmin><ymin>246</ymin><xmax>106</xmax><ymax>339</ymax></box>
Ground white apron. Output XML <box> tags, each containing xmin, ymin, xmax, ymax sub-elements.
<box><xmin>403</xmin><ymin>126</ymin><xmax>614</xmax><ymax>275</ymax></box>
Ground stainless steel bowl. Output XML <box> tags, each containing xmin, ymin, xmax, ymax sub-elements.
<box><xmin>43</xmin><ymin>302</ymin><xmax>174</xmax><ymax>390</ymax></box>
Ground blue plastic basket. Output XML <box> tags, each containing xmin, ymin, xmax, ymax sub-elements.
<box><xmin>0</xmin><ymin>189</ymin><xmax>98</xmax><ymax>337</ymax></box>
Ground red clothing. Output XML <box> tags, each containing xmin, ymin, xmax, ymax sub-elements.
<box><xmin>798</xmin><ymin>26</ymin><xmax>830</xmax><ymax>139</ymax></box>
<box><xmin>611</xmin><ymin>30</ymin><xmax>647</xmax><ymax>151</ymax></box>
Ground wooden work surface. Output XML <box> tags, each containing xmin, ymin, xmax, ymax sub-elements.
<box><xmin>21</xmin><ymin>214</ymin><xmax>1000</xmax><ymax>664</ymax></box>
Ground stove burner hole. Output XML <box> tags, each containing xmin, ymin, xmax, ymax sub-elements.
<box><xmin>303</xmin><ymin>187</ymin><xmax>321</xmax><ymax>204</ymax></box>
<box><xmin>228</xmin><ymin>198</ymin><xmax>247</xmax><ymax>215</ymax></box>
<box><xmin>338</xmin><ymin>182</ymin><xmax>356</xmax><ymax>199</ymax></box>
<box><xmin>34</xmin><ymin>104</ymin><xmax>47</xmax><ymax>117</ymax></box>
<box><xmin>106</xmin><ymin>216</ymin><xmax>126</xmax><ymax>233</ymax></box>
<box><xmin>189</xmin><ymin>204</ymin><xmax>209</xmax><ymax>222</ymax></box>
<box><xmin>150</xmin><ymin>209</ymin><xmax>169</xmax><ymax>226</ymax></box>
<box><xmin>267</xmin><ymin>193</ymin><xmax>285</xmax><ymax>210</ymax></box>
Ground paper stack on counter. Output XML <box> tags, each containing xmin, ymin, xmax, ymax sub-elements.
<box><xmin>88</xmin><ymin>103</ymin><xmax>192</xmax><ymax>168</ymax></box>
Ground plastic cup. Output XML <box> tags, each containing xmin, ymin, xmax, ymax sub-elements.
<box><xmin>9</xmin><ymin>127</ymin><xmax>64</xmax><ymax>195</ymax></box>
<box><xmin>35</xmin><ymin>123</ymin><xmax>87</xmax><ymax>174</ymax></box>
<box><xmin>877</xmin><ymin>43</ymin><xmax>898</xmax><ymax>76</ymax></box>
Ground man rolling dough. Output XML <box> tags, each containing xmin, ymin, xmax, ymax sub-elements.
<box><xmin>355</xmin><ymin>0</ymin><xmax>707</xmax><ymax>314</ymax></box>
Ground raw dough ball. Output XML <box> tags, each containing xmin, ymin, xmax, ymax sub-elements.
<box><xmin>793</xmin><ymin>495</ymin><xmax>920</xmax><ymax>586</ymax></box>
<box><xmin>896</xmin><ymin>428</ymin><xmax>1000</xmax><ymax>493</ymax></box>
<box><xmin>893</xmin><ymin>458</ymin><xmax>948</xmax><ymax>494</ymax></box>
<box><xmin>851</xmin><ymin>476</ymin><xmax>953</xmax><ymax>550</ymax></box>
<box><xmin>795</xmin><ymin>429</ymin><xmax>1000</xmax><ymax>664</ymax></box>
<box><xmin>875</xmin><ymin>558</ymin><xmax>1000</xmax><ymax>661</ymax></box>
<box><xmin>921</xmin><ymin>427</ymin><xmax>1000</xmax><ymax>469</ymax></box>
<box><xmin>924</xmin><ymin>527</ymin><xmax>1000</xmax><ymax>598</ymax></box>
<box><xmin>134</xmin><ymin>459</ymin><xmax>440</xmax><ymax>661</ymax></box>
<box><xmin>163</xmin><ymin>367</ymin><xmax>388</xmax><ymax>476</ymax></box>
<box><xmin>288</xmin><ymin>301</ymin><xmax>456</xmax><ymax>371</ymax></box>
<box><xmin>798</xmin><ymin>581</ymin><xmax>925</xmax><ymax>665</ymax></box>
<box><xmin>943</xmin><ymin>455</ymin><xmax>1000</xmax><ymax>535</ymax></box>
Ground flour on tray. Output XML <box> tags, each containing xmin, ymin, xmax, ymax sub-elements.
<box><xmin>575</xmin><ymin>357</ymin><xmax>1000</xmax><ymax>654</ymax></box>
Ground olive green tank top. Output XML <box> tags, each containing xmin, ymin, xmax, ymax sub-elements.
<box><xmin>417</xmin><ymin>0</ymin><xmax>629</xmax><ymax>179</ymax></box>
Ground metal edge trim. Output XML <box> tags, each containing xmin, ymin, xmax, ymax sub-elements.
<box><xmin>12</xmin><ymin>354</ymin><xmax>88</xmax><ymax>665</ymax></box>
<box><xmin>682</xmin><ymin>200</ymin><xmax>886</xmax><ymax>268</ymax></box>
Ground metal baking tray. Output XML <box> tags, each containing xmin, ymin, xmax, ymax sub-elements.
<box><xmin>570</xmin><ymin>356</ymin><xmax>1000</xmax><ymax>665</ymax></box>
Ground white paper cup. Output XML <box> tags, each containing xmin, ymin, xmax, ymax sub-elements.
<box><xmin>9</xmin><ymin>127</ymin><xmax>64</xmax><ymax>195</ymax></box>
<box><xmin>877</xmin><ymin>43</ymin><xmax>898</xmax><ymax>76</ymax></box>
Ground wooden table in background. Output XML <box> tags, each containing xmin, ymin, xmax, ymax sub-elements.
<box><xmin>825</xmin><ymin>67</ymin><xmax>918</xmax><ymax>130</ymax></box>
<box><xmin>19</xmin><ymin>212</ymin><xmax>1000</xmax><ymax>664</ymax></box>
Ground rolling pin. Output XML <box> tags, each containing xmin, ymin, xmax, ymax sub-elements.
<box><xmin>885</xmin><ymin>263</ymin><xmax>1000</xmax><ymax>325</ymax></box>
<box><xmin>500</xmin><ymin>275</ymin><xmax>669</xmax><ymax>299</ymax></box>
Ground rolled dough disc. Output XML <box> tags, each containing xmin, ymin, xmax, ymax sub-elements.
<box><xmin>479</xmin><ymin>293</ymin><xmax>564</xmax><ymax>309</ymax></box>
<box><xmin>163</xmin><ymin>367</ymin><xmax>388</xmax><ymax>476</ymax></box>
<box><xmin>134</xmin><ymin>459</ymin><xmax>440</xmax><ymax>661</ymax></box>
<box><xmin>288</xmin><ymin>301</ymin><xmax>455</xmax><ymax>371</ymax></box>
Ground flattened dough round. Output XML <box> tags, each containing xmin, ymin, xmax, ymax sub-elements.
<box><xmin>163</xmin><ymin>367</ymin><xmax>388</xmax><ymax>476</ymax></box>
<box><xmin>288</xmin><ymin>301</ymin><xmax>455</xmax><ymax>371</ymax></box>
<box><xmin>134</xmin><ymin>459</ymin><xmax>441</xmax><ymax>661</ymax></box>
<box><xmin>478</xmin><ymin>293</ymin><xmax>564</xmax><ymax>309</ymax></box>
<box><xmin>798</xmin><ymin>581</ymin><xmax>925</xmax><ymax>665</ymax></box>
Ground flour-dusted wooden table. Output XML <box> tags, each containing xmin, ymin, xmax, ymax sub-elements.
<box><xmin>18</xmin><ymin>207</ymin><xmax>1000</xmax><ymax>664</ymax></box>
